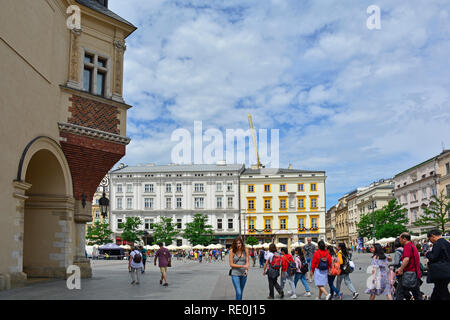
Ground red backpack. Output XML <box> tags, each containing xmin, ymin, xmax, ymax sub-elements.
<box><xmin>330</xmin><ymin>255</ymin><xmax>341</xmax><ymax>276</ymax></box>
<box><xmin>270</xmin><ymin>252</ymin><xmax>282</xmax><ymax>270</ymax></box>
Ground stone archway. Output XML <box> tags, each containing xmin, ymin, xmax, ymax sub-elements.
<box><xmin>15</xmin><ymin>137</ymin><xmax>75</xmax><ymax>279</ymax></box>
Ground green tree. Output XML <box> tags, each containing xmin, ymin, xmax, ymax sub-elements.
<box><xmin>86</xmin><ymin>221</ymin><xmax>113</xmax><ymax>245</ymax></box>
<box><xmin>152</xmin><ymin>217</ymin><xmax>179</xmax><ymax>245</ymax></box>
<box><xmin>183</xmin><ymin>213</ymin><xmax>214</xmax><ymax>246</ymax></box>
<box><xmin>413</xmin><ymin>191</ymin><xmax>450</xmax><ymax>234</ymax></box>
<box><xmin>246</xmin><ymin>236</ymin><xmax>259</xmax><ymax>246</ymax></box>
<box><xmin>357</xmin><ymin>199</ymin><xmax>408</xmax><ymax>239</ymax></box>
<box><xmin>120</xmin><ymin>217</ymin><xmax>144</xmax><ymax>244</ymax></box>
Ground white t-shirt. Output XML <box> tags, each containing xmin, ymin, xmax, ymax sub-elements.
<box><xmin>130</xmin><ymin>250</ymin><xmax>143</xmax><ymax>269</ymax></box>
<box><xmin>265</xmin><ymin>251</ymin><xmax>274</xmax><ymax>263</ymax></box>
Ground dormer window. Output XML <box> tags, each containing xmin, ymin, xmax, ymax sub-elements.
<box><xmin>83</xmin><ymin>52</ymin><xmax>108</xmax><ymax>97</ymax></box>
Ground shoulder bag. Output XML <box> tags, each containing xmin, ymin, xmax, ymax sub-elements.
<box><xmin>428</xmin><ymin>242</ymin><xmax>450</xmax><ymax>283</ymax></box>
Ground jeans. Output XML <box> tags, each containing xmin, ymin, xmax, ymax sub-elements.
<box><xmin>336</xmin><ymin>273</ymin><xmax>357</xmax><ymax>294</ymax></box>
<box><xmin>280</xmin><ymin>271</ymin><xmax>296</xmax><ymax>293</ymax></box>
<box><xmin>306</xmin><ymin>258</ymin><xmax>312</xmax><ymax>271</ymax></box>
<box><xmin>231</xmin><ymin>275</ymin><xmax>247</xmax><ymax>300</ymax></box>
<box><xmin>268</xmin><ymin>275</ymin><xmax>283</xmax><ymax>298</ymax></box>
<box><xmin>294</xmin><ymin>273</ymin><xmax>311</xmax><ymax>292</ymax></box>
<box><xmin>328</xmin><ymin>275</ymin><xmax>340</xmax><ymax>298</ymax></box>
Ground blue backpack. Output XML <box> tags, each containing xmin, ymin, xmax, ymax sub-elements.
<box><xmin>318</xmin><ymin>254</ymin><xmax>329</xmax><ymax>271</ymax></box>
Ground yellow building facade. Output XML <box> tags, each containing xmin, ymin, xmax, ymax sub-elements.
<box><xmin>240</xmin><ymin>168</ymin><xmax>326</xmax><ymax>248</ymax></box>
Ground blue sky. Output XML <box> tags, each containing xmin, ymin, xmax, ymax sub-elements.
<box><xmin>109</xmin><ymin>0</ymin><xmax>450</xmax><ymax>209</ymax></box>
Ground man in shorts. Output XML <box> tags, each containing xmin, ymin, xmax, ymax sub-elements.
<box><xmin>155</xmin><ymin>242</ymin><xmax>171</xmax><ymax>287</ymax></box>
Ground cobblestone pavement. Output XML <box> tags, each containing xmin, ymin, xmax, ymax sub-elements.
<box><xmin>0</xmin><ymin>253</ymin><xmax>434</xmax><ymax>300</ymax></box>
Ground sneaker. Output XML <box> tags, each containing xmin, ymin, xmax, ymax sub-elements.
<box><xmin>287</xmin><ymin>290</ymin><xmax>292</xmax><ymax>295</ymax></box>
<box><xmin>131</xmin><ymin>281</ymin><xmax>135</xmax><ymax>285</ymax></box>
<box><xmin>136</xmin><ymin>282</ymin><xmax>140</xmax><ymax>285</ymax></box>
<box><xmin>352</xmin><ymin>292</ymin><xmax>359</xmax><ymax>299</ymax></box>
<box><xmin>326</xmin><ymin>294</ymin><xmax>332</xmax><ymax>300</ymax></box>
<box><xmin>315</xmin><ymin>297</ymin><xmax>321</xmax><ymax>300</ymax></box>
<box><xmin>160</xmin><ymin>280</ymin><xmax>163</xmax><ymax>285</ymax></box>
<box><xmin>304</xmin><ymin>292</ymin><xmax>312</xmax><ymax>297</ymax></box>
<box><xmin>338</xmin><ymin>293</ymin><xmax>343</xmax><ymax>300</ymax></box>
<box><xmin>163</xmin><ymin>283</ymin><xmax>168</xmax><ymax>287</ymax></box>
<box><xmin>279</xmin><ymin>291</ymin><xmax>284</xmax><ymax>299</ymax></box>
<box><xmin>267</xmin><ymin>296</ymin><xmax>274</xmax><ymax>300</ymax></box>
<box><xmin>290</xmin><ymin>294</ymin><xmax>297</xmax><ymax>299</ymax></box>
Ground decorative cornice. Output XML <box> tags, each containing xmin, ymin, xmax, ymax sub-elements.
<box><xmin>113</xmin><ymin>39</ymin><xmax>127</xmax><ymax>51</ymax></box>
<box><xmin>58</xmin><ymin>122</ymin><xmax>131</xmax><ymax>145</ymax></box>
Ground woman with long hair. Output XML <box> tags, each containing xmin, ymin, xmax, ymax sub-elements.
<box><xmin>229</xmin><ymin>237</ymin><xmax>250</xmax><ymax>300</ymax></box>
<box><xmin>294</xmin><ymin>247</ymin><xmax>312</xmax><ymax>297</ymax></box>
<box><xmin>336</xmin><ymin>243</ymin><xmax>359</xmax><ymax>299</ymax></box>
<box><xmin>365</xmin><ymin>243</ymin><xmax>393</xmax><ymax>300</ymax></box>
<box><xmin>311</xmin><ymin>240</ymin><xmax>332</xmax><ymax>300</ymax></box>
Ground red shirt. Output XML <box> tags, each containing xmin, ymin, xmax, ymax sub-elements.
<box><xmin>281</xmin><ymin>254</ymin><xmax>294</xmax><ymax>272</ymax></box>
<box><xmin>311</xmin><ymin>249</ymin><xmax>332</xmax><ymax>273</ymax></box>
<box><xmin>402</xmin><ymin>242</ymin><xmax>421</xmax><ymax>279</ymax></box>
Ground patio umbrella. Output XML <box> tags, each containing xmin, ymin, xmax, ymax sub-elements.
<box><xmin>206</xmin><ymin>244</ymin><xmax>217</xmax><ymax>249</ymax></box>
<box><xmin>193</xmin><ymin>244</ymin><xmax>205</xmax><ymax>250</ymax></box>
<box><xmin>263</xmin><ymin>243</ymin><xmax>271</xmax><ymax>249</ymax></box>
<box><xmin>150</xmin><ymin>245</ymin><xmax>160</xmax><ymax>250</ymax></box>
<box><xmin>275</xmin><ymin>242</ymin><xmax>287</xmax><ymax>248</ymax></box>
<box><xmin>166</xmin><ymin>245</ymin><xmax>178</xmax><ymax>251</ymax></box>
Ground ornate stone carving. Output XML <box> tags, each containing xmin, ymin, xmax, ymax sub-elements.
<box><xmin>67</xmin><ymin>28</ymin><xmax>82</xmax><ymax>88</ymax></box>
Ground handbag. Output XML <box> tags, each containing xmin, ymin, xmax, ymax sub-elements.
<box><xmin>401</xmin><ymin>243</ymin><xmax>419</xmax><ymax>289</ymax></box>
<box><xmin>428</xmin><ymin>243</ymin><xmax>450</xmax><ymax>283</ymax></box>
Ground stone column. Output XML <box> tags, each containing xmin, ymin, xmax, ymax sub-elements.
<box><xmin>66</xmin><ymin>28</ymin><xmax>82</xmax><ymax>89</ymax></box>
<box><xmin>112</xmin><ymin>39</ymin><xmax>126</xmax><ymax>102</ymax></box>
<box><xmin>73</xmin><ymin>200</ymin><xmax>92</xmax><ymax>278</ymax></box>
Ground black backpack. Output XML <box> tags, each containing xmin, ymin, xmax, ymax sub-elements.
<box><xmin>133</xmin><ymin>251</ymin><xmax>142</xmax><ymax>263</ymax></box>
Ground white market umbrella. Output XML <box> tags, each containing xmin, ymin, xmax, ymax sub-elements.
<box><xmin>215</xmin><ymin>244</ymin><xmax>223</xmax><ymax>249</ymax></box>
<box><xmin>150</xmin><ymin>245</ymin><xmax>160</xmax><ymax>250</ymax></box>
<box><xmin>166</xmin><ymin>245</ymin><xmax>178</xmax><ymax>251</ymax></box>
<box><xmin>275</xmin><ymin>242</ymin><xmax>287</xmax><ymax>248</ymax></box>
<box><xmin>193</xmin><ymin>244</ymin><xmax>205</xmax><ymax>250</ymax></box>
<box><xmin>206</xmin><ymin>244</ymin><xmax>217</xmax><ymax>249</ymax></box>
<box><xmin>263</xmin><ymin>243</ymin><xmax>271</xmax><ymax>249</ymax></box>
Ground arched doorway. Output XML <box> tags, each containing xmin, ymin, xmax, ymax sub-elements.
<box><xmin>20</xmin><ymin>138</ymin><xmax>74</xmax><ymax>279</ymax></box>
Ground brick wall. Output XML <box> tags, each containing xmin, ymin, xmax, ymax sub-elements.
<box><xmin>68</xmin><ymin>95</ymin><xmax>120</xmax><ymax>134</ymax></box>
<box><xmin>60</xmin><ymin>132</ymin><xmax>125</xmax><ymax>201</ymax></box>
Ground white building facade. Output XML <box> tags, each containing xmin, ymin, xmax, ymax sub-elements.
<box><xmin>393</xmin><ymin>157</ymin><xmax>440</xmax><ymax>235</ymax></box>
<box><xmin>109</xmin><ymin>163</ymin><xmax>245</xmax><ymax>247</ymax></box>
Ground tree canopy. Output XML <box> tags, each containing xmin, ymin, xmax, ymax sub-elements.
<box><xmin>413</xmin><ymin>191</ymin><xmax>450</xmax><ymax>234</ymax></box>
<box><xmin>183</xmin><ymin>213</ymin><xmax>214</xmax><ymax>246</ymax></box>
<box><xmin>152</xmin><ymin>217</ymin><xmax>179</xmax><ymax>246</ymax></box>
<box><xmin>86</xmin><ymin>221</ymin><xmax>113</xmax><ymax>245</ymax></box>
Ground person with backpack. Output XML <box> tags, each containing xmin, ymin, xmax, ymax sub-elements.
<box><xmin>279</xmin><ymin>247</ymin><xmax>297</xmax><ymax>299</ymax></box>
<box><xmin>140</xmin><ymin>246</ymin><xmax>147</xmax><ymax>274</ymax></box>
<box><xmin>263</xmin><ymin>243</ymin><xmax>284</xmax><ymax>299</ymax></box>
<box><xmin>304</xmin><ymin>238</ymin><xmax>316</xmax><ymax>282</ymax></box>
<box><xmin>336</xmin><ymin>243</ymin><xmax>359</xmax><ymax>299</ymax></box>
<box><xmin>365</xmin><ymin>244</ymin><xmax>393</xmax><ymax>300</ymax></box>
<box><xmin>293</xmin><ymin>247</ymin><xmax>312</xmax><ymax>297</ymax></box>
<box><xmin>327</xmin><ymin>246</ymin><xmax>342</xmax><ymax>300</ymax></box>
<box><xmin>229</xmin><ymin>237</ymin><xmax>250</xmax><ymax>300</ymax></box>
<box><xmin>259</xmin><ymin>249</ymin><xmax>265</xmax><ymax>268</ymax></box>
<box><xmin>311</xmin><ymin>240</ymin><xmax>332</xmax><ymax>300</ymax></box>
<box><xmin>129</xmin><ymin>245</ymin><xmax>143</xmax><ymax>285</ymax></box>
<box><xmin>154</xmin><ymin>242</ymin><xmax>172</xmax><ymax>287</ymax></box>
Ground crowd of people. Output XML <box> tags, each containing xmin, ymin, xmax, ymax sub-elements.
<box><xmin>228</xmin><ymin>229</ymin><xmax>450</xmax><ymax>301</ymax></box>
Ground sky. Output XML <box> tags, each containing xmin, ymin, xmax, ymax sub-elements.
<box><xmin>108</xmin><ymin>0</ymin><xmax>450</xmax><ymax>210</ymax></box>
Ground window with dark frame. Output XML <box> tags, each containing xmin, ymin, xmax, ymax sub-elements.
<box><xmin>83</xmin><ymin>52</ymin><xmax>108</xmax><ymax>97</ymax></box>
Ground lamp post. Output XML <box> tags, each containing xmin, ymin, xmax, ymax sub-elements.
<box><xmin>368</xmin><ymin>199</ymin><xmax>377</xmax><ymax>245</ymax></box>
<box><xmin>99</xmin><ymin>176</ymin><xmax>110</xmax><ymax>220</ymax></box>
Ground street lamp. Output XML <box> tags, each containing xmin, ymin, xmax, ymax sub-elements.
<box><xmin>368</xmin><ymin>199</ymin><xmax>377</xmax><ymax>245</ymax></box>
<box><xmin>99</xmin><ymin>176</ymin><xmax>110</xmax><ymax>219</ymax></box>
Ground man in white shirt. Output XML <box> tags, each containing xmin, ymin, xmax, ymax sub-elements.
<box><xmin>129</xmin><ymin>245</ymin><xmax>143</xmax><ymax>285</ymax></box>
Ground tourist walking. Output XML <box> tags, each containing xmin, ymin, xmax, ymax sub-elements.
<box><xmin>129</xmin><ymin>245</ymin><xmax>143</xmax><ymax>285</ymax></box>
<box><xmin>391</xmin><ymin>238</ymin><xmax>404</xmax><ymax>299</ymax></box>
<box><xmin>395</xmin><ymin>233</ymin><xmax>423</xmax><ymax>300</ymax></box>
<box><xmin>154</xmin><ymin>242</ymin><xmax>171</xmax><ymax>287</ymax></box>
<box><xmin>263</xmin><ymin>243</ymin><xmax>284</xmax><ymax>299</ymax></box>
<box><xmin>425</xmin><ymin>229</ymin><xmax>450</xmax><ymax>300</ymax></box>
<box><xmin>311</xmin><ymin>240</ymin><xmax>331</xmax><ymax>300</ymax></box>
<box><xmin>229</xmin><ymin>237</ymin><xmax>249</xmax><ymax>300</ymax></box>
<box><xmin>293</xmin><ymin>247</ymin><xmax>312</xmax><ymax>296</ymax></box>
<box><xmin>250</xmin><ymin>249</ymin><xmax>256</xmax><ymax>267</ymax></box>
<box><xmin>366</xmin><ymin>244</ymin><xmax>393</xmax><ymax>300</ymax></box>
<box><xmin>140</xmin><ymin>246</ymin><xmax>147</xmax><ymax>274</ymax></box>
<box><xmin>304</xmin><ymin>238</ymin><xmax>316</xmax><ymax>282</ymax></box>
<box><xmin>328</xmin><ymin>246</ymin><xmax>342</xmax><ymax>300</ymax></box>
<box><xmin>259</xmin><ymin>249</ymin><xmax>265</xmax><ymax>268</ymax></box>
<box><xmin>279</xmin><ymin>247</ymin><xmax>297</xmax><ymax>299</ymax></box>
<box><xmin>336</xmin><ymin>243</ymin><xmax>359</xmax><ymax>299</ymax></box>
